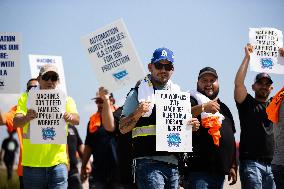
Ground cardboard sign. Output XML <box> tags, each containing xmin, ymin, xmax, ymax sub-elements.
<box><xmin>29</xmin><ymin>54</ymin><xmax>67</xmax><ymax>94</ymax></box>
<box><xmin>0</xmin><ymin>33</ymin><xmax>21</xmax><ymax>93</ymax></box>
<box><xmin>81</xmin><ymin>18</ymin><xmax>145</xmax><ymax>91</ymax></box>
<box><xmin>29</xmin><ymin>89</ymin><xmax>67</xmax><ymax>144</ymax></box>
<box><xmin>155</xmin><ymin>91</ymin><xmax>192</xmax><ymax>152</ymax></box>
<box><xmin>249</xmin><ymin>28</ymin><xmax>284</xmax><ymax>74</ymax></box>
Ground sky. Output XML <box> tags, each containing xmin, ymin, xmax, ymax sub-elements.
<box><xmin>0</xmin><ymin>0</ymin><xmax>284</xmax><ymax>144</ymax></box>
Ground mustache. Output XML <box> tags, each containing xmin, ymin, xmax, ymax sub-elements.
<box><xmin>197</xmin><ymin>86</ymin><xmax>219</xmax><ymax>100</ymax></box>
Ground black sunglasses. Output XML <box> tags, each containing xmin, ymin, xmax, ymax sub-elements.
<box><xmin>41</xmin><ymin>74</ymin><xmax>58</xmax><ymax>82</ymax></box>
<box><xmin>153</xmin><ymin>62</ymin><xmax>174</xmax><ymax>71</ymax></box>
<box><xmin>27</xmin><ymin>85</ymin><xmax>38</xmax><ymax>91</ymax></box>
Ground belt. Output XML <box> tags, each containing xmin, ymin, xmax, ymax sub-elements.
<box><xmin>241</xmin><ymin>157</ymin><xmax>272</xmax><ymax>164</ymax></box>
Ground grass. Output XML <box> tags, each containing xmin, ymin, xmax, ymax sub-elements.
<box><xmin>0</xmin><ymin>166</ymin><xmax>19</xmax><ymax>189</ymax></box>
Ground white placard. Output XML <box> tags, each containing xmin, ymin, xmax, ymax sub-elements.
<box><xmin>155</xmin><ymin>90</ymin><xmax>192</xmax><ymax>152</ymax></box>
<box><xmin>0</xmin><ymin>33</ymin><xmax>21</xmax><ymax>93</ymax></box>
<box><xmin>29</xmin><ymin>89</ymin><xmax>67</xmax><ymax>144</ymax></box>
<box><xmin>29</xmin><ymin>55</ymin><xmax>67</xmax><ymax>94</ymax></box>
<box><xmin>249</xmin><ymin>28</ymin><xmax>284</xmax><ymax>74</ymax></box>
<box><xmin>81</xmin><ymin>18</ymin><xmax>146</xmax><ymax>91</ymax></box>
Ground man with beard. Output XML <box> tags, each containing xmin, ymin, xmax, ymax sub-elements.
<box><xmin>234</xmin><ymin>44</ymin><xmax>276</xmax><ymax>189</ymax></box>
<box><xmin>183</xmin><ymin>67</ymin><xmax>237</xmax><ymax>189</ymax></box>
<box><xmin>119</xmin><ymin>47</ymin><xmax>200</xmax><ymax>189</ymax></box>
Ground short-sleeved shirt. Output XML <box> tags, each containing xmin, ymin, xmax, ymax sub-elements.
<box><xmin>1</xmin><ymin>136</ymin><xmax>18</xmax><ymax>164</ymax></box>
<box><xmin>186</xmin><ymin>97</ymin><xmax>236</xmax><ymax>175</ymax></box>
<box><xmin>85</xmin><ymin>111</ymin><xmax>120</xmax><ymax>182</ymax></box>
<box><xmin>113</xmin><ymin>107</ymin><xmax>134</xmax><ymax>184</ymax></box>
<box><xmin>67</xmin><ymin>125</ymin><xmax>83</xmax><ymax>175</ymax></box>
<box><xmin>236</xmin><ymin>94</ymin><xmax>274</xmax><ymax>161</ymax></box>
<box><xmin>16</xmin><ymin>92</ymin><xmax>78</xmax><ymax>167</ymax></box>
<box><xmin>272</xmin><ymin>101</ymin><xmax>284</xmax><ymax>166</ymax></box>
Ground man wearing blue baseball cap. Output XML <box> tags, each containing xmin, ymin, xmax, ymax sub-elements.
<box><xmin>119</xmin><ymin>47</ymin><xmax>200</xmax><ymax>189</ymax></box>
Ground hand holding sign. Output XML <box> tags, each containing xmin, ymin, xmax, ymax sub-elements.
<box><xmin>187</xmin><ymin>118</ymin><xmax>200</xmax><ymax>132</ymax></box>
<box><xmin>64</xmin><ymin>112</ymin><xmax>73</xmax><ymax>123</ymax></box>
<box><xmin>280</xmin><ymin>48</ymin><xmax>284</xmax><ymax>57</ymax></box>
<box><xmin>26</xmin><ymin>109</ymin><xmax>37</xmax><ymax>122</ymax></box>
<box><xmin>136</xmin><ymin>101</ymin><xmax>151</xmax><ymax>117</ymax></box>
<box><xmin>98</xmin><ymin>87</ymin><xmax>111</xmax><ymax>101</ymax></box>
<box><xmin>245</xmin><ymin>43</ymin><xmax>253</xmax><ymax>58</ymax></box>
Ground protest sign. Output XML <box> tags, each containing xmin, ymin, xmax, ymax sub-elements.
<box><xmin>155</xmin><ymin>90</ymin><xmax>192</xmax><ymax>152</ymax></box>
<box><xmin>29</xmin><ymin>89</ymin><xmax>67</xmax><ymax>144</ymax></box>
<box><xmin>0</xmin><ymin>33</ymin><xmax>21</xmax><ymax>93</ymax></box>
<box><xmin>29</xmin><ymin>54</ymin><xmax>67</xmax><ymax>94</ymax></box>
<box><xmin>249</xmin><ymin>28</ymin><xmax>284</xmax><ymax>74</ymax></box>
<box><xmin>81</xmin><ymin>18</ymin><xmax>145</xmax><ymax>91</ymax></box>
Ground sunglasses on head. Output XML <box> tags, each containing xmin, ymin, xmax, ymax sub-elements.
<box><xmin>41</xmin><ymin>74</ymin><xmax>58</xmax><ymax>82</ymax></box>
<box><xmin>153</xmin><ymin>62</ymin><xmax>174</xmax><ymax>71</ymax></box>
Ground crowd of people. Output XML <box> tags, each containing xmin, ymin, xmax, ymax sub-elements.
<box><xmin>0</xmin><ymin>44</ymin><xmax>283</xmax><ymax>189</ymax></box>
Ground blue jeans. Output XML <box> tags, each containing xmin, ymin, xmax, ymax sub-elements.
<box><xmin>135</xmin><ymin>158</ymin><xmax>179</xmax><ymax>189</ymax></box>
<box><xmin>23</xmin><ymin>164</ymin><xmax>68</xmax><ymax>189</ymax></box>
<box><xmin>272</xmin><ymin>164</ymin><xmax>284</xmax><ymax>189</ymax></box>
<box><xmin>184</xmin><ymin>171</ymin><xmax>225</xmax><ymax>189</ymax></box>
<box><xmin>239</xmin><ymin>160</ymin><xmax>276</xmax><ymax>189</ymax></box>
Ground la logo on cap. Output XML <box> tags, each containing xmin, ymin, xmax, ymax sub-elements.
<box><xmin>161</xmin><ymin>50</ymin><xmax>168</xmax><ymax>57</ymax></box>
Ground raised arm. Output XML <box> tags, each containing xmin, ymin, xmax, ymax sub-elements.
<box><xmin>98</xmin><ymin>87</ymin><xmax>116</xmax><ymax>132</ymax></box>
<box><xmin>234</xmin><ymin>44</ymin><xmax>253</xmax><ymax>103</ymax></box>
<box><xmin>0</xmin><ymin>109</ymin><xmax>5</xmax><ymax>125</ymax></box>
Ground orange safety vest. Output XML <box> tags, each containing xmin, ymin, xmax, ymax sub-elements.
<box><xmin>89</xmin><ymin>105</ymin><xmax>118</xmax><ymax>133</ymax></box>
<box><xmin>4</xmin><ymin>106</ymin><xmax>23</xmax><ymax>176</ymax></box>
<box><xmin>266</xmin><ymin>86</ymin><xmax>284</xmax><ymax>123</ymax></box>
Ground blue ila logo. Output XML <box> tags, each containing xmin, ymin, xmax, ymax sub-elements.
<box><xmin>42</xmin><ymin>127</ymin><xmax>56</xmax><ymax>140</ymax></box>
<box><xmin>260</xmin><ymin>58</ymin><xmax>274</xmax><ymax>69</ymax></box>
<box><xmin>113</xmin><ymin>70</ymin><xmax>128</xmax><ymax>80</ymax></box>
<box><xmin>167</xmin><ymin>133</ymin><xmax>181</xmax><ymax>147</ymax></box>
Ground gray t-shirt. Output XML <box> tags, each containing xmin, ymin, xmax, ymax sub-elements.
<box><xmin>272</xmin><ymin>101</ymin><xmax>284</xmax><ymax>166</ymax></box>
<box><xmin>122</xmin><ymin>82</ymin><xmax>178</xmax><ymax>165</ymax></box>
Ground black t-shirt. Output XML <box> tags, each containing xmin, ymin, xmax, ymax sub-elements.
<box><xmin>67</xmin><ymin>125</ymin><xmax>83</xmax><ymax>175</ymax></box>
<box><xmin>85</xmin><ymin>111</ymin><xmax>119</xmax><ymax>182</ymax></box>
<box><xmin>236</xmin><ymin>94</ymin><xmax>274</xmax><ymax>161</ymax></box>
<box><xmin>84</xmin><ymin>107</ymin><xmax>133</xmax><ymax>184</ymax></box>
<box><xmin>187</xmin><ymin>97</ymin><xmax>236</xmax><ymax>175</ymax></box>
<box><xmin>1</xmin><ymin>136</ymin><xmax>18</xmax><ymax>164</ymax></box>
<box><xmin>114</xmin><ymin>107</ymin><xmax>133</xmax><ymax>184</ymax></box>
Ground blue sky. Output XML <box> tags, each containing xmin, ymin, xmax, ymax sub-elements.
<box><xmin>0</xmin><ymin>0</ymin><xmax>284</xmax><ymax>143</ymax></box>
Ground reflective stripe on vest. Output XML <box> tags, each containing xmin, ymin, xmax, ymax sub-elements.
<box><xmin>132</xmin><ymin>125</ymin><xmax>156</xmax><ymax>138</ymax></box>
